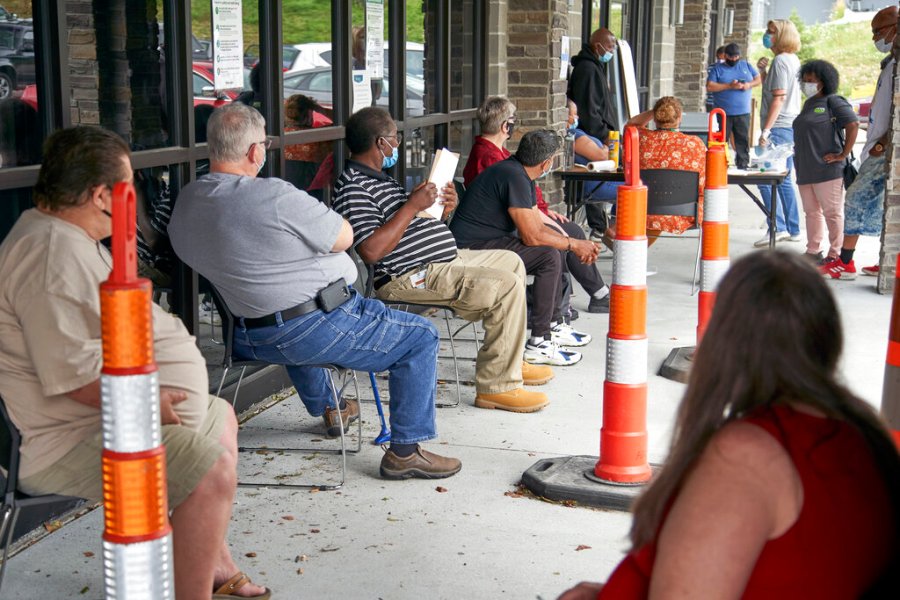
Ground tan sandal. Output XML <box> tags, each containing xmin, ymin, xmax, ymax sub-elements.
<box><xmin>212</xmin><ymin>571</ymin><xmax>272</xmax><ymax>599</ymax></box>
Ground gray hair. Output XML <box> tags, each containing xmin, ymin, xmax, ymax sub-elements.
<box><xmin>207</xmin><ymin>103</ymin><xmax>266</xmax><ymax>163</ymax></box>
<box><xmin>476</xmin><ymin>96</ymin><xmax>516</xmax><ymax>134</ymax></box>
<box><xmin>515</xmin><ymin>130</ymin><xmax>560</xmax><ymax>167</ymax></box>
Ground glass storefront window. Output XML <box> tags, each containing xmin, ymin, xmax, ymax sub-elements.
<box><xmin>281</xmin><ymin>1</ymin><xmax>334</xmax><ymax>192</ymax></box>
<box><xmin>403</xmin><ymin>125</ymin><xmax>435</xmax><ymax>189</ymax></box>
<box><xmin>406</xmin><ymin>3</ymin><xmax>432</xmax><ymax>117</ymax></box>
<box><xmin>449</xmin><ymin>119</ymin><xmax>475</xmax><ymax>174</ymax></box>
<box><xmin>0</xmin><ymin>1</ymin><xmax>42</xmax><ymax>169</ymax></box>
<box><xmin>351</xmin><ymin>0</ymin><xmax>389</xmax><ymax>117</ymax></box>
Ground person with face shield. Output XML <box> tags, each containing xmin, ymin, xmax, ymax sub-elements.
<box><xmin>792</xmin><ymin>60</ymin><xmax>859</xmax><ymax>266</ymax></box>
<box><xmin>819</xmin><ymin>5</ymin><xmax>897</xmax><ymax>281</ymax></box>
<box><xmin>706</xmin><ymin>43</ymin><xmax>761</xmax><ymax>169</ymax></box>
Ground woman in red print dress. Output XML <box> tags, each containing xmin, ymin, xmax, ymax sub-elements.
<box><xmin>557</xmin><ymin>251</ymin><xmax>900</xmax><ymax>600</ymax></box>
<box><xmin>603</xmin><ymin>97</ymin><xmax>706</xmax><ymax>247</ymax></box>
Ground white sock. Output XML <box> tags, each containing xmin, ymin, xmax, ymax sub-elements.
<box><xmin>593</xmin><ymin>285</ymin><xmax>610</xmax><ymax>300</ymax></box>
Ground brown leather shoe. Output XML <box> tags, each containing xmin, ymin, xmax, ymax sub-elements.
<box><xmin>474</xmin><ymin>387</ymin><xmax>549</xmax><ymax>413</ymax></box>
<box><xmin>380</xmin><ymin>446</ymin><xmax>462</xmax><ymax>480</ymax></box>
<box><xmin>323</xmin><ymin>399</ymin><xmax>360</xmax><ymax>438</ymax></box>
<box><xmin>521</xmin><ymin>361</ymin><xmax>554</xmax><ymax>385</ymax></box>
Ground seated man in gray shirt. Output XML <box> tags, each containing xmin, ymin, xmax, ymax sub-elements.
<box><xmin>169</xmin><ymin>103</ymin><xmax>460</xmax><ymax>480</ymax></box>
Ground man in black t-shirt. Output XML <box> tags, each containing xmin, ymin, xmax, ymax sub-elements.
<box><xmin>451</xmin><ymin>130</ymin><xmax>599</xmax><ymax>367</ymax></box>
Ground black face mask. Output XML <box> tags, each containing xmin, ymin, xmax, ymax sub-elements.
<box><xmin>725</xmin><ymin>58</ymin><xmax>738</xmax><ymax>67</ymax></box>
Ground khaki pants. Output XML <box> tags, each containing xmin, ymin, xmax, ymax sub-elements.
<box><xmin>377</xmin><ymin>249</ymin><xmax>527</xmax><ymax>394</ymax></box>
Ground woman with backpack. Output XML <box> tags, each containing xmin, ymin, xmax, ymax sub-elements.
<box><xmin>793</xmin><ymin>59</ymin><xmax>859</xmax><ymax>265</ymax></box>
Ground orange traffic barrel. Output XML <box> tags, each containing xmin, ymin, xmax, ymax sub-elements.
<box><xmin>595</xmin><ymin>126</ymin><xmax>652</xmax><ymax>484</ymax></box>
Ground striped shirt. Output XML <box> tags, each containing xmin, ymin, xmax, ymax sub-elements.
<box><xmin>333</xmin><ymin>160</ymin><xmax>458</xmax><ymax>280</ymax></box>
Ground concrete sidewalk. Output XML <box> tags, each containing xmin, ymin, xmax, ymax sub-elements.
<box><xmin>2</xmin><ymin>184</ymin><xmax>892</xmax><ymax>599</ymax></box>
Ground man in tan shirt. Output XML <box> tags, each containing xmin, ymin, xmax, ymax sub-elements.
<box><xmin>0</xmin><ymin>127</ymin><xmax>268</xmax><ymax>599</ymax></box>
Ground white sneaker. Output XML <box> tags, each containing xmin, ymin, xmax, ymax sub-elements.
<box><xmin>753</xmin><ymin>231</ymin><xmax>791</xmax><ymax>248</ymax></box>
<box><xmin>550</xmin><ymin>322</ymin><xmax>592</xmax><ymax>347</ymax></box>
<box><xmin>199</xmin><ymin>302</ymin><xmax>222</xmax><ymax>326</ymax></box>
<box><xmin>524</xmin><ymin>339</ymin><xmax>582</xmax><ymax>366</ymax></box>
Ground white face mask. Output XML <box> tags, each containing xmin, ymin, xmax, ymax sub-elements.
<box><xmin>800</xmin><ymin>82</ymin><xmax>819</xmax><ymax>98</ymax></box>
<box><xmin>875</xmin><ymin>38</ymin><xmax>893</xmax><ymax>53</ymax></box>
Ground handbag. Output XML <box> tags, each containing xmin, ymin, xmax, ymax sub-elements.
<box><xmin>826</xmin><ymin>95</ymin><xmax>858</xmax><ymax>189</ymax></box>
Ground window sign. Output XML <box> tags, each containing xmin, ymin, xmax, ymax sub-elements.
<box><xmin>559</xmin><ymin>35</ymin><xmax>570</xmax><ymax>79</ymax></box>
<box><xmin>365</xmin><ymin>0</ymin><xmax>384</xmax><ymax>79</ymax></box>
<box><xmin>211</xmin><ymin>0</ymin><xmax>245</xmax><ymax>90</ymax></box>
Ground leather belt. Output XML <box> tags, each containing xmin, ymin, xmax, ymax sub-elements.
<box><xmin>241</xmin><ymin>284</ymin><xmax>351</xmax><ymax>329</ymax></box>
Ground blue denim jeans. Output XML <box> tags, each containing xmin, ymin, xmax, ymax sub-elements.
<box><xmin>757</xmin><ymin>127</ymin><xmax>801</xmax><ymax>235</ymax></box>
<box><xmin>233</xmin><ymin>289</ymin><xmax>440</xmax><ymax>445</ymax></box>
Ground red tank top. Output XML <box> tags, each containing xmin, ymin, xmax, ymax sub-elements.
<box><xmin>600</xmin><ymin>405</ymin><xmax>895</xmax><ymax>599</ymax></box>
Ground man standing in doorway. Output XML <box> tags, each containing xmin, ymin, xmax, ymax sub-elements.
<box><xmin>706</xmin><ymin>43</ymin><xmax>760</xmax><ymax>169</ymax></box>
<box><xmin>568</xmin><ymin>28</ymin><xmax>619</xmax><ymax>144</ymax></box>
<box><xmin>820</xmin><ymin>5</ymin><xmax>897</xmax><ymax>280</ymax></box>
<box><xmin>567</xmin><ymin>27</ymin><xmax>619</xmax><ymax>239</ymax></box>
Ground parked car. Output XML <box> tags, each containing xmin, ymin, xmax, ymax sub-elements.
<box><xmin>282</xmin><ymin>65</ymin><xmax>424</xmax><ymax>116</ymax></box>
<box><xmin>0</xmin><ymin>18</ymin><xmax>34</xmax><ymax>100</ymax></box>
<box><xmin>192</xmin><ymin>61</ymin><xmax>251</xmax><ymax>105</ymax></box>
<box><xmin>243</xmin><ymin>43</ymin><xmax>317</xmax><ymax>73</ymax></box>
<box><xmin>0</xmin><ymin>6</ymin><xmax>9</xmax><ymax>20</ymax></box>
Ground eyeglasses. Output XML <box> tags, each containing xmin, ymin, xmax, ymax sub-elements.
<box><xmin>382</xmin><ymin>132</ymin><xmax>404</xmax><ymax>144</ymax></box>
<box><xmin>247</xmin><ymin>139</ymin><xmax>272</xmax><ymax>155</ymax></box>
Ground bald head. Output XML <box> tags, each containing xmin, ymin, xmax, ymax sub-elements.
<box><xmin>872</xmin><ymin>6</ymin><xmax>898</xmax><ymax>48</ymax></box>
<box><xmin>589</xmin><ymin>28</ymin><xmax>617</xmax><ymax>60</ymax></box>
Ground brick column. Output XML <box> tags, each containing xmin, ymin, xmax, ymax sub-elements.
<box><xmin>649</xmin><ymin>0</ymin><xmax>675</xmax><ymax>101</ymax></box>
<box><xmin>880</xmin><ymin>37</ymin><xmax>900</xmax><ymax>294</ymax></box>
<box><xmin>506</xmin><ymin>0</ymin><xmax>568</xmax><ymax>207</ymax></box>
<box><xmin>486</xmin><ymin>0</ymin><xmax>508</xmax><ymax>97</ymax></box>
<box><xmin>673</xmin><ymin>0</ymin><xmax>712</xmax><ymax>112</ymax></box>
<box><xmin>67</xmin><ymin>0</ymin><xmax>100</xmax><ymax>126</ymax></box>
<box><xmin>723</xmin><ymin>0</ymin><xmax>752</xmax><ymax>56</ymax></box>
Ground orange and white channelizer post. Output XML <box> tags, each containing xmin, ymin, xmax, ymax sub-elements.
<box><xmin>698</xmin><ymin>109</ymin><xmax>730</xmax><ymax>344</ymax></box>
<box><xmin>595</xmin><ymin>126</ymin><xmax>652</xmax><ymax>484</ymax></box>
<box><xmin>99</xmin><ymin>182</ymin><xmax>174</xmax><ymax>599</ymax></box>
<box><xmin>883</xmin><ymin>254</ymin><xmax>900</xmax><ymax>448</ymax></box>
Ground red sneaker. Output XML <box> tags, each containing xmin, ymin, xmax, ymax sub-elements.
<box><xmin>861</xmin><ymin>265</ymin><xmax>879</xmax><ymax>277</ymax></box>
<box><xmin>819</xmin><ymin>258</ymin><xmax>857</xmax><ymax>280</ymax></box>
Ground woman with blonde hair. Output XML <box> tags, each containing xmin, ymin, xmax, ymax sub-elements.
<box><xmin>558</xmin><ymin>251</ymin><xmax>900</xmax><ymax>599</ymax></box>
<box><xmin>753</xmin><ymin>18</ymin><xmax>802</xmax><ymax>247</ymax></box>
<box><xmin>602</xmin><ymin>96</ymin><xmax>706</xmax><ymax>248</ymax></box>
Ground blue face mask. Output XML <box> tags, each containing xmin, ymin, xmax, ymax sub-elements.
<box><xmin>381</xmin><ymin>140</ymin><xmax>399</xmax><ymax>169</ymax></box>
<box><xmin>599</xmin><ymin>50</ymin><xmax>614</xmax><ymax>63</ymax></box>
<box><xmin>569</xmin><ymin>117</ymin><xmax>579</xmax><ymax>132</ymax></box>
<box><xmin>762</xmin><ymin>33</ymin><xmax>773</xmax><ymax>49</ymax></box>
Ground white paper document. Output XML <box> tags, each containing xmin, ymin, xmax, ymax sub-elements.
<box><xmin>419</xmin><ymin>148</ymin><xmax>460</xmax><ymax>220</ymax></box>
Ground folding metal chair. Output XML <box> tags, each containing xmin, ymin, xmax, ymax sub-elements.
<box><xmin>641</xmin><ymin>169</ymin><xmax>703</xmax><ymax>294</ymax></box>
<box><xmin>0</xmin><ymin>396</ymin><xmax>82</xmax><ymax>594</ymax></box>
<box><xmin>210</xmin><ymin>286</ymin><xmax>361</xmax><ymax>491</ymax></box>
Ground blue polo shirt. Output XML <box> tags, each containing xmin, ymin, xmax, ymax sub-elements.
<box><xmin>707</xmin><ymin>60</ymin><xmax>758</xmax><ymax>115</ymax></box>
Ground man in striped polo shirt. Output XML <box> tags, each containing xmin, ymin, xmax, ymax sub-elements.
<box><xmin>334</xmin><ymin>107</ymin><xmax>551</xmax><ymax>413</ymax></box>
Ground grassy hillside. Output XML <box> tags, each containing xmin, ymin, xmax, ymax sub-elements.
<box><xmin>190</xmin><ymin>0</ymin><xmax>424</xmax><ymax>50</ymax></box>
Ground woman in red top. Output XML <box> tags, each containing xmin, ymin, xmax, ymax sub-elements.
<box><xmin>464</xmin><ymin>96</ymin><xmax>610</xmax><ymax>315</ymax></box>
<box><xmin>559</xmin><ymin>251</ymin><xmax>900</xmax><ymax>599</ymax></box>
<box><xmin>604</xmin><ymin>97</ymin><xmax>706</xmax><ymax>248</ymax></box>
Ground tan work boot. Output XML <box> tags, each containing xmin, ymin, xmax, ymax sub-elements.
<box><xmin>323</xmin><ymin>399</ymin><xmax>360</xmax><ymax>438</ymax></box>
<box><xmin>380</xmin><ymin>446</ymin><xmax>462</xmax><ymax>479</ymax></box>
<box><xmin>474</xmin><ymin>388</ymin><xmax>549</xmax><ymax>413</ymax></box>
<box><xmin>521</xmin><ymin>361</ymin><xmax>554</xmax><ymax>385</ymax></box>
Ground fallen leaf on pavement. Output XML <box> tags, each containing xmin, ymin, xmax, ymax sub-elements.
<box><xmin>575</xmin><ymin>545</ymin><xmax>592</xmax><ymax>551</ymax></box>
<box><xmin>435</xmin><ymin>486</ymin><xmax>448</xmax><ymax>493</ymax></box>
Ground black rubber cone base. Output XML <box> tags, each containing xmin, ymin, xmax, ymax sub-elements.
<box><xmin>522</xmin><ymin>455</ymin><xmax>656</xmax><ymax>512</ymax></box>
<box><xmin>659</xmin><ymin>345</ymin><xmax>695</xmax><ymax>384</ymax></box>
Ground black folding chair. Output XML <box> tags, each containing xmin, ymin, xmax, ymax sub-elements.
<box><xmin>0</xmin><ymin>395</ymin><xmax>82</xmax><ymax>594</ymax></box>
<box><xmin>641</xmin><ymin>169</ymin><xmax>703</xmax><ymax>294</ymax></box>
<box><xmin>210</xmin><ymin>286</ymin><xmax>361</xmax><ymax>491</ymax></box>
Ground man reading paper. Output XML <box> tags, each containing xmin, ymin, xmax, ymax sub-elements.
<box><xmin>333</xmin><ymin>107</ymin><xmax>552</xmax><ymax>413</ymax></box>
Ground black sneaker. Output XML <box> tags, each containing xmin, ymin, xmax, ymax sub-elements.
<box><xmin>803</xmin><ymin>252</ymin><xmax>826</xmax><ymax>266</ymax></box>
<box><xmin>588</xmin><ymin>295</ymin><xmax>610</xmax><ymax>313</ymax></box>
